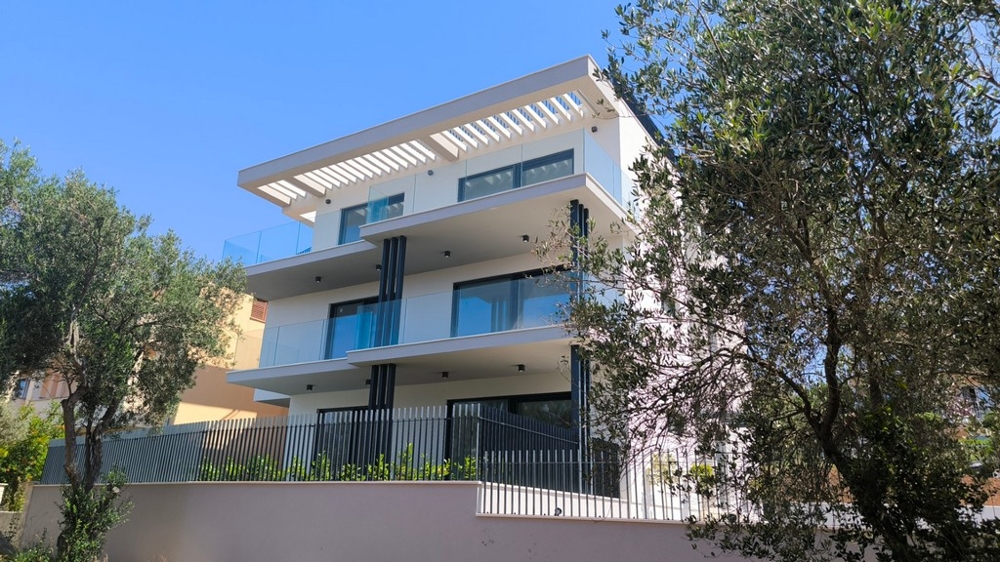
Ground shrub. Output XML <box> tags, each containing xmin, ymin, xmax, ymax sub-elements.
<box><xmin>56</xmin><ymin>472</ymin><xmax>130</xmax><ymax>562</ymax></box>
<box><xmin>198</xmin><ymin>444</ymin><xmax>477</xmax><ymax>483</ymax></box>
<box><xmin>0</xmin><ymin>405</ymin><xmax>61</xmax><ymax>511</ymax></box>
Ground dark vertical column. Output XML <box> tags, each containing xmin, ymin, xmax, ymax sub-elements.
<box><xmin>569</xmin><ymin>200</ymin><xmax>592</xmax><ymax>493</ymax></box>
<box><xmin>375</xmin><ymin>235</ymin><xmax>407</xmax><ymax>348</ymax></box>
<box><xmin>569</xmin><ymin>199</ymin><xmax>583</xmax><ymax>272</ymax></box>
<box><xmin>571</xmin><ymin>344</ymin><xmax>593</xmax><ymax>493</ymax></box>
<box><xmin>368</xmin><ymin>365</ymin><xmax>382</xmax><ymax>409</ymax></box>
<box><xmin>367</xmin><ymin>236</ymin><xmax>407</xmax><ymax>468</ymax></box>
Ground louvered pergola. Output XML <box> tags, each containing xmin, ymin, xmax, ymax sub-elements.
<box><xmin>237</xmin><ymin>56</ymin><xmax>620</xmax><ymax>218</ymax></box>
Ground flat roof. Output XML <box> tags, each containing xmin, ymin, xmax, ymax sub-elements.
<box><xmin>236</xmin><ymin>56</ymin><xmax>631</xmax><ymax>210</ymax></box>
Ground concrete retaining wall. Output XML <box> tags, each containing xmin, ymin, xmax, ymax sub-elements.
<box><xmin>22</xmin><ymin>481</ymin><xmax>730</xmax><ymax>562</ymax></box>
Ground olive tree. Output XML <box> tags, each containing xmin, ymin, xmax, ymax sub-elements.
<box><xmin>567</xmin><ymin>1</ymin><xmax>1000</xmax><ymax>560</ymax></box>
<box><xmin>0</xmin><ymin>140</ymin><xmax>245</xmax><ymax>559</ymax></box>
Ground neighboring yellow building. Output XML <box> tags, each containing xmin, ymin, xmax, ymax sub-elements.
<box><xmin>9</xmin><ymin>295</ymin><xmax>287</xmax><ymax>423</ymax></box>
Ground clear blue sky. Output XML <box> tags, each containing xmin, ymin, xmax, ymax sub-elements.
<box><xmin>0</xmin><ymin>1</ymin><xmax>623</xmax><ymax>260</ymax></box>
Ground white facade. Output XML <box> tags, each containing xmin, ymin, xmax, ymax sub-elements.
<box><xmin>226</xmin><ymin>56</ymin><xmax>654</xmax><ymax>420</ymax></box>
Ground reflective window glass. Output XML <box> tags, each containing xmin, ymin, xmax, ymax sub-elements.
<box><xmin>327</xmin><ymin>299</ymin><xmax>377</xmax><ymax>358</ymax></box>
<box><xmin>458</xmin><ymin>167</ymin><xmax>515</xmax><ymax>201</ymax></box>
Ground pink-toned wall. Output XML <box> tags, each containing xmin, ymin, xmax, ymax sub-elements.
<box><xmin>21</xmin><ymin>482</ymin><xmax>735</xmax><ymax>562</ymax></box>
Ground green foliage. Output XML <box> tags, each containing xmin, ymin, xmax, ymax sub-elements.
<box><xmin>1</xmin><ymin>541</ymin><xmax>56</xmax><ymax>562</ymax></box>
<box><xmin>198</xmin><ymin>454</ymin><xmax>286</xmax><ymax>482</ymax></box>
<box><xmin>568</xmin><ymin>0</ymin><xmax>1000</xmax><ymax>560</ymax></box>
<box><xmin>0</xmin><ymin>405</ymin><xmax>62</xmax><ymax>511</ymax></box>
<box><xmin>688</xmin><ymin>463</ymin><xmax>716</xmax><ymax>497</ymax></box>
<box><xmin>198</xmin><ymin>445</ymin><xmax>478</xmax><ymax>483</ymax></box>
<box><xmin>0</xmin><ymin>140</ymin><xmax>245</xmax><ymax>559</ymax></box>
<box><xmin>286</xmin><ymin>452</ymin><xmax>333</xmax><ymax>482</ymax></box>
<box><xmin>648</xmin><ymin>453</ymin><xmax>681</xmax><ymax>486</ymax></box>
<box><xmin>56</xmin><ymin>472</ymin><xmax>129</xmax><ymax>562</ymax></box>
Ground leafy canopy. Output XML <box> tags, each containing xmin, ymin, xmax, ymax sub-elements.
<box><xmin>0</xmin><ymin>139</ymin><xmax>246</xmax><ymax>558</ymax></box>
<box><xmin>571</xmin><ymin>0</ymin><xmax>1000</xmax><ymax>560</ymax></box>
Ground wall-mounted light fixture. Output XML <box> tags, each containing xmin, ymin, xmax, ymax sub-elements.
<box><xmin>375</xmin><ymin>264</ymin><xmax>381</xmax><ymax>271</ymax></box>
<box><xmin>443</xmin><ymin>250</ymin><xmax>451</xmax><ymax>258</ymax></box>
<box><xmin>427</xmin><ymin>170</ymin><xmax>434</xmax><ymax>176</ymax></box>
<box><xmin>315</xmin><ymin>276</ymin><xmax>322</xmax><ymax>283</ymax></box>
<box><xmin>591</xmin><ymin>126</ymin><xmax>598</xmax><ymax>133</ymax></box>
<box><xmin>521</xmin><ymin>234</ymin><xmax>530</xmax><ymax>243</ymax></box>
<box><xmin>441</xmin><ymin>371</ymin><xmax>449</xmax><ymax>379</ymax></box>
<box><xmin>325</xmin><ymin>199</ymin><xmax>331</xmax><ymax>204</ymax></box>
<box><xmin>365</xmin><ymin>378</ymin><xmax>371</xmax><ymax>386</ymax></box>
<box><xmin>517</xmin><ymin>364</ymin><xmax>526</xmax><ymax>373</ymax></box>
<box><xmin>306</xmin><ymin>384</ymin><xmax>314</xmax><ymax>392</ymax></box>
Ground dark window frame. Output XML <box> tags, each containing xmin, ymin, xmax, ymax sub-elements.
<box><xmin>339</xmin><ymin>193</ymin><xmax>405</xmax><ymax>245</ymax></box>
<box><xmin>315</xmin><ymin>406</ymin><xmax>368</xmax><ymax>468</ymax></box>
<box><xmin>325</xmin><ymin>297</ymin><xmax>378</xmax><ymax>359</ymax></box>
<box><xmin>458</xmin><ymin>149</ymin><xmax>574</xmax><ymax>202</ymax></box>
<box><xmin>448</xmin><ymin>390</ymin><xmax>573</xmax><ymax>422</ymax></box>
<box><xmin>447</xmin><ymin>391</ymin><xmax>573</xmax><ymax>414</ymax></box>
<box><xmin>450</xmin><ymin>268</ymin><xmax>564</xmax><ymax>337</ymax></box>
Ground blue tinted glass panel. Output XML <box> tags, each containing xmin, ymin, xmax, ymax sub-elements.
<box><xmin>453</xmin><ymin>279</ymin><xmax>513</xmax><ymax>336</ymax></box>
<box><xmin>518</xmin><ymin>277</ymin><xmax>570</xmax><ymax>329</ymax></box>
<box><xmin>368</xmin><ymin>193</ymin><xmax>404</xmax><ymax>223</ymax></box>
<box><xmin>327</xmin><ymin>300</ymin><xmax>376</xmax><ymax>358</ymax></box>
<box><xmin>339</xmin><ymin>204</ymin><xmax>367</xmax><ymax>245</ymax></box>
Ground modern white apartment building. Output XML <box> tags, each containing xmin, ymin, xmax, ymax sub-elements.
<box><xmin>225</xmin><ymin>56</ymin><xmax>654</xmax><ymax>444</ymax></box>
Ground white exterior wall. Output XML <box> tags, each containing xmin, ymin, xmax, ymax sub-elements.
<box><xmin>613</xmin><ymin>105</ymin><xmax>656</xmax><ymax>210</ymax></box>
<box><xmin>287</xmin><ymin>370</ymin><xmax>570</xmax><ymax>417</ymax></box>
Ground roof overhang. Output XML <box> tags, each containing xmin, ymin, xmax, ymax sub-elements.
<box><xmin>237</xmin><ymin>56</ymin><xmax>624</xmax><ymax>212</ymax></box>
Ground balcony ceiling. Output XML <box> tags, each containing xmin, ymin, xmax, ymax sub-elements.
<box><xmin>237</xmin><ymin>56</ymin><xmax>622</xmax><ymax>213</ymax></box>
<box><xmin>243</xmin><ymin>239</ymin><xmax>381</xmax><ymax>301</ymax></box>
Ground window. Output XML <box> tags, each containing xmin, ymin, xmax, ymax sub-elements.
<box><xmin>13</xmin><ymin>379</ymin><xmax>28</xmax><ymax>400</ymax></box>
<box><xmin>315</xmin><ymin>407</ymin><xmax>368</xmax><ymax>468</ymax></box>
<box><xmin>458</xmin><ymin>150</ymin><xmax>573</xmax><ymax>201</ymax></box>
<box><xmin>250</xmin><ymin>298</ymin><xmax>268</xmax><ymax>323</ymax></box>
<box><xmin>339</xmin><ymin>193</ymin><xmax>405</xmax><ymax>244</ymax></box>
<box><xmin>450</xmin><ymin>393</ymin><xmax>575</xmax><ymax>429</ymax></box>
<box><xmin>452</xmin><ymin>270</ymin><xmax>569</xmax><ymax>337</ymax></box>
<box><xmin>326</xmin><ymin>298</ymin><xmax>378</xmax><ymax>358</ymax></box>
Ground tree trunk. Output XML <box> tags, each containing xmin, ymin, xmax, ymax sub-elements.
<box><xmin>60</xmin><ymin>396</ymin><xmax>78</xmax><ymax>487</ymax></box>
<box><xmin>57</xmin><ymin>395</ymin><xmax>78</xmax><ymax>558</ymax></box>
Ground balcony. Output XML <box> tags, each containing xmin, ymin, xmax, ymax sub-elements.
<box><xmin>365</xmin><ymin>130</ymin><xmax>631</xmax><ymax>227</ymax></box>
<box><xmin>222</xmin><ymin>130</ymin><xmax>632</xmax><ymax>267</ymax></box>
<box><xmin>240</xmin><ymin>273</ymin><xmax>570</xmax><ymax>371</ymax></box>
<box><xmin>223</xmin><ymin>221</ymin><xmax>313</xmax><ymax>266</ymax></box>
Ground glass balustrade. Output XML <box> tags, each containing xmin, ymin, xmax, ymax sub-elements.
<box><xmin>369</xmin><ymin>129</ymin><xmax>633</xmax><ymax>222</ymax></box>
<box><xmin>245</xmin><ymin>275</ymin><xmax>572</xmax><ymax>369</ymax></box>
<box><xmin>222</xmin><ymin>222</ymin><xmax>313</xmax><ymax>265</ymax></box>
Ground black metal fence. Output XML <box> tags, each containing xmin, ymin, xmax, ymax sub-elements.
<box><xmin>39</xmin><ymin>405</ymin><xmax>733</xmax><ymax>522</ymax></box>
<box><xmin>40</xmin><ymin>405</ymin><xmax>588</xmax><ymax>487</ymax></box>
